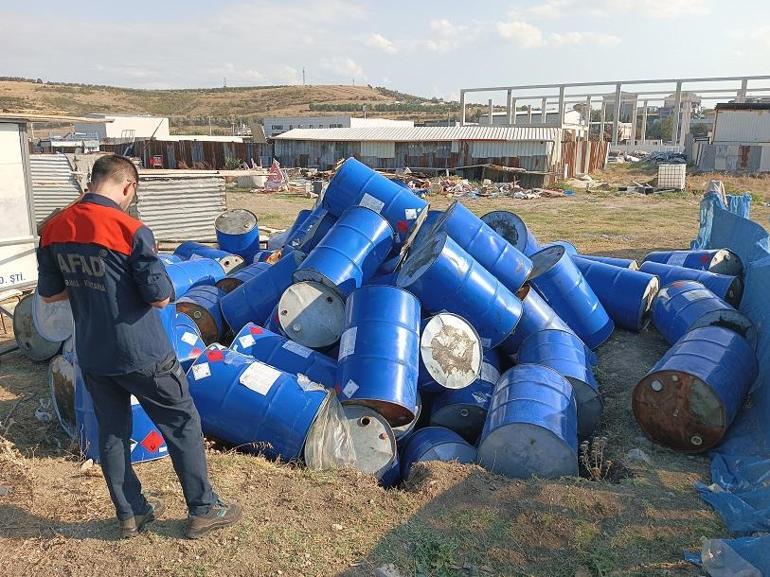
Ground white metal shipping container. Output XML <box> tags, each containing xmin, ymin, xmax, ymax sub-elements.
<box><xmin>0</xmin><ymin>121</ymin><xmax>38</xmax><ymax>290</ymax></box>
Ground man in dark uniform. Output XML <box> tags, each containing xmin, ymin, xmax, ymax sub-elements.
<box><xmin>36</xmin><ymin>154</ymin><xmax>241</xmax><ymax>539</ymax></box>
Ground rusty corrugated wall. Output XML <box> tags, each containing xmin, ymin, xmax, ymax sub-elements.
<box><xmin>102</xmin><ymin>140</ymin><xmax>273</xmax><ymax>169</ymax></box>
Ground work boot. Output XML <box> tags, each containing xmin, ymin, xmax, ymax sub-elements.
<box><xmin>120</xmin><ymin>496</ymin><xmax>165</xmax><ymax>539</ymax></box>
<box><xmin>185</xmin><ymin>501</ymin><xmax>243</xmax><ymax>539</ymax></box>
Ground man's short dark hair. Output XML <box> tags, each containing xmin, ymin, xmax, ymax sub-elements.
<box><xmin>90</xmin><ymin>154</ymin><xmax>139</xmax><ymax>187</ymax></box>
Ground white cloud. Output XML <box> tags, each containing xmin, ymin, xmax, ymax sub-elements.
<box><xmin>424</xmin><ymin>19</ymin><xmax>474</xmax><ymax>53</ymax></box>
<box><xmin>549</xmin><ymin>32</ymin><xmax>622</xmax><ymax>46</ymax></box>
<box><xmin>594</xmin><ymin>0</ymin><xmax>709</xmax><ymax>18</ymax></box>
<box><xmin>365</xmin><ymin>33</ymin><xmax>398</xmax><ymax>54</ymax></box>
<box><xmin>529</xmin><ymin>0</ymin><xmax>575</xmax><ymax>19</ymax></box>
<box><xmin>319</xmin><ymin>57</ymin><xmax>364</xmax><ymax>80</ymax></box>
<box><xmin>496</xmin><ymin>20</ymin><xmax>545</xmax><ymax>48</ymax></box>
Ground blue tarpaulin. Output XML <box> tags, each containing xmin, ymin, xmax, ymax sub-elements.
<box><xmin>689</xmin><ymin>195</ymin><xmax>770</xmax><ymax>576</ymax></box>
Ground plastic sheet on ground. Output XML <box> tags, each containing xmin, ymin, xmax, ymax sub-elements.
<box><xmin>688</xmin><ymin>196</ymin><xmax>770</xmax><ymax>576</ymax></box>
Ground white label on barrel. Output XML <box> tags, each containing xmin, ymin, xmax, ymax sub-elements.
<box><xmin>339</xmin><ymin>327</ymin><xmax>357</xmax><ymax>359</ymax></box>
<box><xmin>480</xmin><ymin>337</ymin><xmax>492</xmax><ymax>348</ymax></box>
<box><xmin>239</xmin><ymin>334</ymin><xmax>256</xmax><ymax>348</ymax></box>
<box><xmin>181</xmin><ymin>332</ymin><xmax>199</xmax><ymax>346</ymax></box>
<box><xmin>666</xmin><ymin>252</ymin><xmax>688</xmax><ymax>266</ymax></box>
<box><xmin>239</xmin><ymin>361</ymin><xmax>281</xmax><ymax>395</ymax></box>
<box><xmin>282</xmin><ymin>340</ymin><xmax>312</xmax><ymax>358</ymax></box>
<box><xmin>405</xmin><ymin>208</ymin><xmax>417</xmax><ymax>220</ymax></box>
<box><xmin>189</xmin><ymin>253</ymin><xmax>203</xmax><ymax>261</ymax></box>
<box><xmin>130</xmin><ymin>395</ymin><xmax>140</xmax><ymax>406</ymax></box>
<box><xmin>359</xmin><ymin>193</ymin><xmax>384</xmax><ymax>214</ymax></box>
<box><xmin>480</xmin><ymin>362</ymin><xmax>500</xmax><ymax>384</ymax></box>
<box><xmin>191</xmin><ymin>363</ymin><xmax>211</xmax><ymax>380</ymax></box>
<box><xmin>472</xmin><ymin>391</ymin><xmax>489</xmax><ymax>404</ymax></box>
<box><xmin>342</xmin><ymin>379</ymin><xmax>359</xmax><ymax>398</ymax></box>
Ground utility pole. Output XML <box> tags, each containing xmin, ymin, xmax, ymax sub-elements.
<box><xmin>223</xmin><ymin>77</ymin><xmax>227</xmax><ymax>88</ymax></box>
<box><xmin>302</xmin><ymin>67</ymin><xmax>306</xmax><ymax>86</ymax></box>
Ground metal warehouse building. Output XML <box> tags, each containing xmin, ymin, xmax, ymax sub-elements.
<box><xmin>274</xmin><ymin>125</ymin><xmax>562</xmax><ymax>172</ymax></box>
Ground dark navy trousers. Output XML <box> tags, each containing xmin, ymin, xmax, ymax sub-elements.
<box><xmin>84</xmin><ymin>354</ymin><xmax>218</xmax><ymax>520</ymax></box>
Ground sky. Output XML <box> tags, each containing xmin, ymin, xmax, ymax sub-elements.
<box><xmin>1</xmin><ymin>0</ymin><xmax>768</xmax><ymax>103</ymax></box>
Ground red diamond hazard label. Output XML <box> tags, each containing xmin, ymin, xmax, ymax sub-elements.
<box><xmin>140</xmin><ymin>430</ymin><xmax>164</xmax><ymax>453</ymax></box>
<box><xmin>207</xmin><ymin>349</ymin><xmax>224</xmax><ymax>362</ymax></box>
<box><xmin>250</xmin><ymin>326</ymin><xmax>263</xmax><ymax>334</ymax></box>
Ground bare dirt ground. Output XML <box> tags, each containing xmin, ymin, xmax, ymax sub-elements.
<box><xmin>1</xmin><ymin>188</ymin><xmax>767</xmax><ymax>577</ymax></box>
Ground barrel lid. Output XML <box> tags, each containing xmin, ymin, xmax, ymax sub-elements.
<box><xmin>421</xmin><ymin>313</ymin><xmax>482</xmax><ymax>390</ymax></box>
<box><xmin>278</xmin><ymin>281</ymin><xmax>345</xmax><ymax>349</ymax></box>
<box><xmin>429</xmin><ymin>403</ymin><xmax>488</xmax><ymax>444</ymax></box>
<box><xmin>480</xmin><ymin>210</ymin><xmax>529</xmax><ymax>253</ymax></box>
<box><xmin>342</xmin><ymin>405</ymin><xmax>397</xmax><ymax>480</ymax></box>
<box><xmin>13</xmin><ymin>294</ymin><xmax>62</xmax><ymax>362</ymax></box>
<box><xmin>215</xmin><ymin>209</ymin><xmax>258</xmax><ymax>235</ymax></box>
<box><xmin>217</xmin><ymin>254</ymin><xmax>245</xmax><ymax>274</ymax></box>
<box><xmin>396</xmin><ymin>231</ymin><xmax>447</xmax><ymax>288</ymax></box>
<box><xmin>33</xmin><ymin>291</ymin><xmax>73</xmax><ymax>342</ymax></box>
<box><xmin>633</xmin><ymin>370</ymin><xmax>726</xmax><ymax>452</ymax></box>
<box><xmin>565</xmin><ymin>376</ymin><xmax>603</xmax><ymax>440</ymax></box>
<box><xmin>709</xmin><ymin>249</ymin><xmax>742</xmax><ymax>276</ymax></box>
<box><xmin>477</xmin><ymin>421</ymin><xmax>579</xmax><ymax>479</ymax></box>
<box><xmin>48</xmin><ymin>354</ymin><xmax>77</xmax><ymax>439</ymax></box>
<box><xmin>527</xmin><ymin>245</ymin><xmax>565</xmax><ymax>281</ymax></box>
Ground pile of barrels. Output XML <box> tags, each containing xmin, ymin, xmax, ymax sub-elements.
<box><xmin>20</xmin><ymin>156</ymin><xmax>758</xmax><ymax>484</ymax></box>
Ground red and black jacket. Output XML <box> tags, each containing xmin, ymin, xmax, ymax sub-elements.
<box><xmin>37</xmin><ymin>193</ymin><xmax>174</xmax><ymax>376</ymax></box>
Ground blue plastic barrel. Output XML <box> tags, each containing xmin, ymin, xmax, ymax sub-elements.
<box><xmin>528</xmin><ymin>245</ymin><xmax>614</xmax><ymax>349</ymax></box>
<box><xmin>337</xmin><ymin>286</ymin><xmax>420</xmax><ymax>427</ymax></box>
<box><xmin>175</xmin><ymin>285</ymin><xmax>225</xmax><ymax>344</ymax></box>
<box><xmin>215</xmin><ymin>209</ymin><xmax>261</xmax><ymax>261</ymax></box>
<box><xmin>397</xmin><ymin>231</ymin><xmax>522</xmax><ymax>348</ymax></box>
<box><xmin>174</xmin><ymin>241</ymin><xmax>236</xmax><ymax>262</ymax></box>
<box><xmin>163</xmin><ymin>258</ymin><xmax>226</xmax><ymax>300</ymax></box>
<box><xmin>577</xmin><ymin>255</ymin><xmax>639</xmax><ymax>270</ymax></box>
<box><xmin>651</xmin><ymin>280</ymin><xmax>756</xmax><ymax>347</ymax></box>
<box><xmin>429</xmin><ymin>349</ymin><xmax>501</xmax><ymax>443</ymax></box>
<box><xmin>343</xmin><ymin>405</ymin><xmax>400</xmax><ymax>486</ymax></box>
<box><xmin>284</xmin><ymin>205</ymin><xmax>338</xmax><ymax>253</ymax></box>
<box><xmin>400</xmin><ymin>426</ymin><xmax>477</xmax><ymax>480</ymax></box>
<box><xmin>230</xmin><ymin>323</ymin><xmax>338</xmax><ymax>389</ymax></box>
<box><xmin>216</xmin><ymin>262</ymin><xmax>271</xmax><ymax>294</ymax></box>
<box><xmin>170</xmin><ymin>312</ymin><xmax>205</xmax><ymax>372</ymax></box>
<box><xmin>518</xmin><ymin>329</ymin><xmax>601</xmax><ymax>438</ymax></box>
<box><xmin>219</xmin><ymin>250</ymin><xmax>306</xmax><ymax>334</ymax></box>
<box><xmin>572</xmin><ymin>256</ymin><xmax>660</xmax><ymax>332</ymax></box>
<box><xmin>639</xmin><ymin>261</ymin><xmax>743</xmax><ymax>307</ymax></box>
<box><xmin>158</xmin><ymin>253</ymin><xmax>183</xmax><ymax>265</ymax></box>
<box><xmin>477</xmin><ymin>363</ymin><xmax>578</xmax><ymax>479</ymax></box>
<box><xmin>74</xmin><ymin>363</ymin><xmax>168</xmax><ymax>463</ymax></box>
<box><xmin>48</xmin><ymin>355</ymin><xmax>77</xmax><ymax>438</ymax></box>
<box><xmin>187</xmin><ymin>345</ymin><xmax>330</xmax><ymax>461</ymax></box>
<box><xmin>276</xmin><ymin>280</ymin><xmax>347</xmax><ymax>349</ymax></box>
<box><xmin>499</xmin><ymin>284</ymin><xmax>575</xmax><ymax>357</ymax></box>
<box><xmin>322</xmin><ymin>157</ymin><xmax>428</xmax><ymax>244</ymax></box>
<box><xmin>294</xmin><ymin>205</ymin><xmax>394</xmax><ymax>298</ymax></box>
<box><xmin>643</xmin><ymin>249</ymin><xmax>742</xmax><ymax>276</ymax></box>
<box><xmin>480</xmin><ymin>210</ymin><xmax>539</xmax><ymax>256</ymax></box>
<box><xmin>418</xmin><ymin>312</ymin><xmax>483</xmax><ymax>394</ymax></box>
<box><xmin>434</xmin><ymin>201</ymin><xmax>533</xmax><ymax>294</ymax></box>
<box><xmin>633</xmin><ymin>326</ymin><xmax>757</xmax><ymax>452</ymax></box>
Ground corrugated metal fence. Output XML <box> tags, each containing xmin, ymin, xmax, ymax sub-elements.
<box><xmin>132</xmin><ymin>173</ymin><xmax>226</xmax><ymax>242</ymax></box>
<box><xmin>29</xmin><ymin>155</ymin><xmax>83</xmax><ymax>225</ymax></box>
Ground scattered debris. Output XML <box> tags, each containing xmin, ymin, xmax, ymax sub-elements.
<box><xmin>626</xmin><ymin>448</ymin><xmax>652</xmax><ymax>465</ymax></box>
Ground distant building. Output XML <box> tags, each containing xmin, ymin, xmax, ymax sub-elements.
<box><xmin>478</xmin><ymin>110</ymin><xmax>586</xmax><ymax>137</ymax></box>
<box><xmin>262</xmin><ymin>115</ymin><xmax>413</xmax><ymax>138</ymax></box>
<box><xmin>660</xmin><ymin>92</ymin><xmax>703</xmax><ymax>119</ymax></box>
<box><xmin>74</xmin><ymin>113</ymin><xmax>170</xmax><ymax>141</ymax></box>
<box><xmin>600</xmin><ymin>91</ymin><xmax>639</xmax><ymax>121</ymax></box>
<box><xmin>273</xmin><ymin>125</ymin><xmax>608</xmax><ymax>185</ymax></box>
